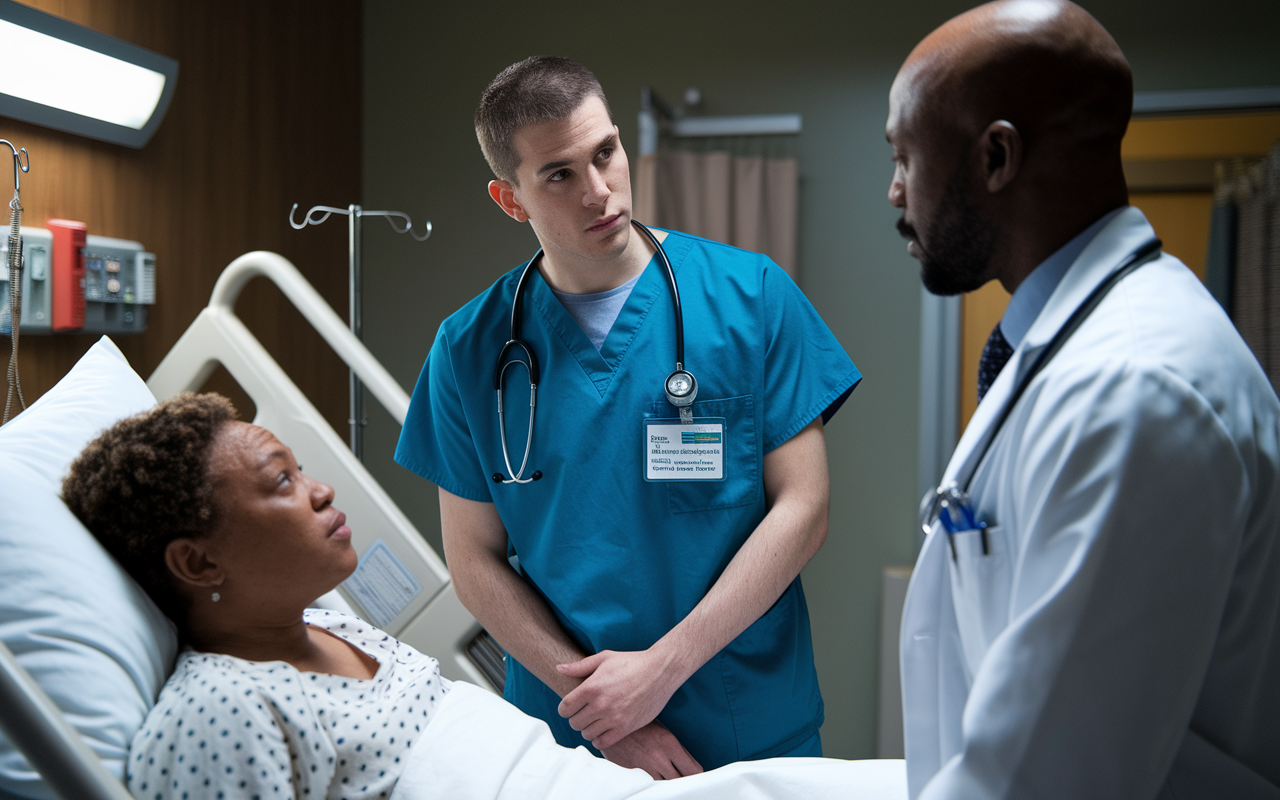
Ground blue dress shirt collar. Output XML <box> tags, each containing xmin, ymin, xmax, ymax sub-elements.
<box><xmin>1000</xmin><ymin>207</ymin><xmax>1126</xmax><ymax>349</ymax></box>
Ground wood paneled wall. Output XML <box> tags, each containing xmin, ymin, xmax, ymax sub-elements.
<box><xmin>0</xmin><ymin>0</ymin><xmax>361</xmax><ymax>429</ymax></box>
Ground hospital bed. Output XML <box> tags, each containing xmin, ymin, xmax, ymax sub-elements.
<box><xmin>0</xmin><ymin>251</ymin><xmax>500</xmax><ymax>800</ymax></box>
<box><xmin>0</xmin><ymin>251</ymin><xmax>911</xmax><ymax>800</ymax></box>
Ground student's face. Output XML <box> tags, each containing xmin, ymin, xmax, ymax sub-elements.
<box><xmin>204</xmin><ymin>422</ymin><xmax>357</xmax><ymax>608</ymax></box>
<box><xmin>886</xmin><ymin>73</ymin><xmax>995</xmax><ymax>296</ymax></box>
<box><xmin>504</xmin><ymin>95</ymin><xmax>634</xmax><ymax>268</ymax></box>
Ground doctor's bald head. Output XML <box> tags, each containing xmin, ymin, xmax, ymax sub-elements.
<box><xmin>887</xmin><ymin>0</ymin><xmax>1133</xmax><ymax>295</ymax></box>
<box><xmin>895</xmin><ymin>0</ymin><xmax>1131</xmax><ymax>162</ymax></box>
<box><xmin>475</xmin><ymin>56</ymin><xmax>612</xmax><ymax>184</ymax></box>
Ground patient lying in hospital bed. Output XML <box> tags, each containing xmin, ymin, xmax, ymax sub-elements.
<box><xmin>46</xmin><ymin>386</ymin><xmax>903</xmax><ymax>800</ymax></box>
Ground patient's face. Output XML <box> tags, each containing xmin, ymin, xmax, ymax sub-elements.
<box><xmin>204</xmin><ymin>422</ymin><xmax>357</xmax><ymax>609</ymax></box>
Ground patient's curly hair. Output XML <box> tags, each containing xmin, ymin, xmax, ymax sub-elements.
<box><xmin>62</xmin><ymin>392</ymin><xmax>236</xmax><ymax>623</ymax></box>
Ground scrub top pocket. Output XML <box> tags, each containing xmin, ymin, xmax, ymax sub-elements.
<box><xmin>653</xmin><ymin>395</ymin><xmax>760</xmax><ymax>514</ymax></box>
<box><xmin>720</xmin><ymin>579</ymin><xmax>824</xmax><ymax>759</ymax></box>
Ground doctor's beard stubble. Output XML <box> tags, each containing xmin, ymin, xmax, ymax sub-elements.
<box><xmin>899</xmin><ymin>170</ymin><xmax>998</xmax><ymax>296</ymax></box>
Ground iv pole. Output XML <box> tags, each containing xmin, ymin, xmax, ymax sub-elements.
<box><xmin>289</xmin><ymin>203</ymin><xmax>430</xmax><ymax>460</ymax></box>
<box><xmin>3</xmin><ymin>141</ymin><xmax>30</xmax><ymax>425</ymax></box>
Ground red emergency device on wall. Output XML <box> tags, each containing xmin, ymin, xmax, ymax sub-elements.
<box><xmin>48</xmin><ymin>219</ymin><xmax>87</xmax><ymax>332</ymax></box>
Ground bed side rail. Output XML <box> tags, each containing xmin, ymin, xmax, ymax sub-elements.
<box><xmin>203</xmin><ymin>249</ymin><xmax>409</xmax><ymax>424</ymax></box>
<box><xmin>0</xmin><ymin>641</ymin><xmax>133</xmax><ymax>800</ymax></box>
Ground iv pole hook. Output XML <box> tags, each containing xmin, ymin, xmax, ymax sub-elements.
<box><xmin>2</xmin><ymin>141</ymin><xmax>29</xmax><ymax>207</ymax></box>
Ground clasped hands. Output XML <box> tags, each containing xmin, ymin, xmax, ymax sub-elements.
<box><xmin>556</xmin><ymin>647</ymin><xmax>682</xmax><ymax>751</ymax></box>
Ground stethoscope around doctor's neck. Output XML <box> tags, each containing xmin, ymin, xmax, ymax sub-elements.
<box><xmin>917</xmin><ymin>235</ymin><xmax>1163</xmax><ymax>559</ymax></box>
<box><xmin>493</xmin><ymin>220</ymin><xmax>696</xmax><ymax>485</ymax></box>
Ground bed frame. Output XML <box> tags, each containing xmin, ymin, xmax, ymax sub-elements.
<box><xmin>0</xmin><ymin>251</ymin><xmax>497</xmax><ymax>800</ymax></box>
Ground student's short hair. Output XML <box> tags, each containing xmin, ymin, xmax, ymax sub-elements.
<box><xmin>62</xmin><ymin>392</ymin><xmax>236</xmax><ymax>624</ymax></box>
<box><xmin>475</xmin><ymin>55</ymin><xmax>611</xmax><ymax>183</ymax></box>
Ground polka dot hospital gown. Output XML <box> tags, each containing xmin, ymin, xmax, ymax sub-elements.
<box><xmin>127</xmin><ymin>610</ymin><xmax>450</xmax><ymax>800</ymax></box>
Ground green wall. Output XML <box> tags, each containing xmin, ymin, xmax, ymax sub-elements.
<box><xmin>361</xmin><ymin>0</ymin><xmax>1280</xmax><ymax>759</ymax></box>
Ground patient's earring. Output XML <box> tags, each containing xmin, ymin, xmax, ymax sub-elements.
<box><xmin>211</xmin><ymin>591</ymin><xmax>221</xmax><ymax>603</ymax></box>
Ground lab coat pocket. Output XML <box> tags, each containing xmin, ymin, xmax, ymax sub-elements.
<box><xmin>948</xmin><ymin>524</ymin><xmax>1013</xmax><ymax>678</ymax></box>
<box><xmin>658</xmin><ymin>395</ymin><xmax>760</xmax><ymax>514</ymax></box>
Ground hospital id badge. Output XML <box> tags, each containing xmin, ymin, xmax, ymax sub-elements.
<box><xmin>645</xmin><ymin>418</ymin><xmax>726</xmax><ymax>481</ymax></box>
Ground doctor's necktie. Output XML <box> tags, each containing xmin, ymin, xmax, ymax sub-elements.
<box><xmin>977</xmin><ymin>322</ymin><xmax>1014</xmax><ymax>403</ymax></box>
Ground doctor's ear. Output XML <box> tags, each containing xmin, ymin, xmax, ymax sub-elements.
<box><xmin>164</xmin><ymin>538</ymin><xmax>224</xmax><ymax>589</ymax></box>
<box><xmin>488</xmin><ymin>180</ymin><xmax>529</xmax><ymax>223</ymax></box>
<box><xmin>982</xmin><ymin>121</ymin><xmax>1021</xmax><ymax>193</ymax></box>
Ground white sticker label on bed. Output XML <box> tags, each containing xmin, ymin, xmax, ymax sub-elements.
<box><xmin>343</xmin><ymin>539</ymin><xmax>422</xmax><ymax>628</ymax></box>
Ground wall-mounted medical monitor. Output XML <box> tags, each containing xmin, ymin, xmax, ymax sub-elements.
<box><xmin>0</xmin><ymin>0</ymin><xmax>178</xmax><ymax>149</ymax></box>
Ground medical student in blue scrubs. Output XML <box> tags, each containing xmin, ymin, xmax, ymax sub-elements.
<box><xmin>396</xmin><ymin>56</ymin><xmax>860</xmax><ymax>780</ymax></box>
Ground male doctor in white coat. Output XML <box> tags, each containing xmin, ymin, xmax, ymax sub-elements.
<box><xmin>886</xmin><ymin>1</ymin><xmax>1280</xmax><ymax>798</ymax></box>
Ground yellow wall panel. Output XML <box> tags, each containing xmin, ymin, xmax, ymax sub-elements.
<box><xmin>1123</xmin><ymin>112</ymin><xmax>1280</xmax><ymax>160</ymax></box>
<box><xmin>960</xmin><ymin>281</ymin><xmax>1012</xmax><ymax>428</ymax></box>
<box><xmin>959</xmin><ymin>113</ymin><xmax>1275</xmax><ymax>430</ymax></box>
<box><xmin>1129</xmin><ymin>192</ymin><xmax>1215</xmax><ymax>280</ymax></box>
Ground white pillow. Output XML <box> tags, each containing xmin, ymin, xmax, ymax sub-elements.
<box><xmin>0</xmin><ymin>336</ymin><xmax>176</xmax><ymax>799</ymax></box>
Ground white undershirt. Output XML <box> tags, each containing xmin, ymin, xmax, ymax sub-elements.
<box><xmin>550</xmin><ymin>273</ymin><xmax>642</xmax><ymax>352</ymax></box>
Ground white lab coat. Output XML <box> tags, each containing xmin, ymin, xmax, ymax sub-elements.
<box><xmin>900</xmin><ymin>207</ymin><xmax>1280</xmax><ymax>800</ymax></box>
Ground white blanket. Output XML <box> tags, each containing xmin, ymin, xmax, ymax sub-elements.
<box><xmin>391</xmin><ymin>682</ymin><xmax>906</xmax><ymax>800</ymax></box>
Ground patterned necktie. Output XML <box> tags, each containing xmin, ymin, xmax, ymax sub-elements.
<box><xmin>977</xmin><ymin>323</ymin><xmax>1014</xmax><ymax>403</ymax></box>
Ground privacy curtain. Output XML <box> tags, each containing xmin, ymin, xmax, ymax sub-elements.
<box><xmin>635</xmin><ymin>151</ymin><xmax>800</xmax><ymax>281</ymax></box>
<box><xmin>1210</xmin><ymin>143</ymin><xmax>1280</xmax><ymax>393</ymax></box>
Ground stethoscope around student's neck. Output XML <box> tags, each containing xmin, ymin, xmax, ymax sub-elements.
<box><xmin>493</xmin><ymin>220</ymin><xmax>696</xmax><ymax>485</ymax></box>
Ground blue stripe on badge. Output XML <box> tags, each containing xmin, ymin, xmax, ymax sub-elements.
<box><xmin>681</xmin><ymin>432</ymin><xmax>722</xmax><ymax>444</ymax></box>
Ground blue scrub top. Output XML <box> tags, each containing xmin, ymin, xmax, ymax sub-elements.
<box><xmin>396</xmin><ymin>231</ymin><xmax>860</xmax><ymax>767</ymax></box>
